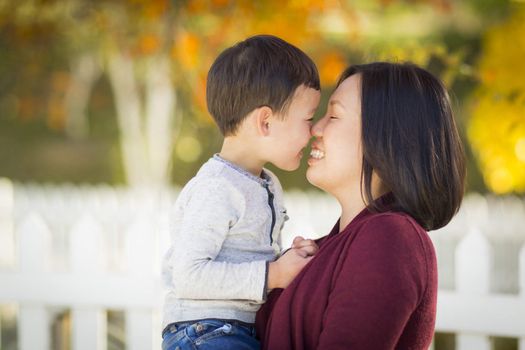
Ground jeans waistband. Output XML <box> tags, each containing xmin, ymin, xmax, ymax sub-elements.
<box><xmin>162</xmin><ymin>318</ymin><xmax>255</xmax><ymax>338</ymax></box>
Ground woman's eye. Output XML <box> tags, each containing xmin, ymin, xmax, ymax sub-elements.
<box><xmin>329</xmin><ymin>116</ymin><xmax>338</xmax><ymax>120</ymax></box>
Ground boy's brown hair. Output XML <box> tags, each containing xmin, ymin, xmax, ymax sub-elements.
<box><xmin>206</xmin><ymin>35</ymin><xmax>320</xmax><ymax>136</ymax></box>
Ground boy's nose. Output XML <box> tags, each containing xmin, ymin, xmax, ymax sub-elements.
<box><xmin>310</xmin><ymin>119</ymin><xmax>323</xmax><ymax>137</ymax></box>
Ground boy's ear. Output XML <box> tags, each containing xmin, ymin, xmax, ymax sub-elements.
<box><xmin>254</xmin><ymin>106</ymin><xmax>273</xmax><ymax>136</ymax></box>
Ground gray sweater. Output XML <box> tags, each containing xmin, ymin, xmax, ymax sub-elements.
<box><xmin>162</xmin><ymin>155</ymin><xmax>288</xmax><ymax>328</ymax></box>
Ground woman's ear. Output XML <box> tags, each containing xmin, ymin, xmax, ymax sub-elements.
<box><xmin>254</xmin><ymin>106</ymin><xmax>273</xmax><ymax>136</ymax></box>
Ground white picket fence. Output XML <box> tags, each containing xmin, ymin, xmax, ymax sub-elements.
<box><xmin>0</xmin><ymin>179</ymin><xmax>524</xmax><ymax>350</ymax></box>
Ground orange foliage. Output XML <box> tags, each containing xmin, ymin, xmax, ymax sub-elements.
<box><xmin>47</xmin><ymin>71</ymin><xmax>69</xmax><ymax>131</ymax></box>
<box><xmin>47</xmin><ymin>98</ymin><xmax>66</xmax><ymax>130</ymax></box>
<box><xmin>129</xmin><ymin>0</ymin><xmax>169</xmax><ymax>18</ymax></box>
<box><xmin>174</xmin><ymin>31</ymin><xmax>201</xmax><ymax>70</ymax></box>
<box><xmin>137</xmin><ymin>34</ymin><xmax>161</xmax><ymax>55</ymax></box>
<box><xmin>319</xmin><ymin>52</ymin><xmax>347</xmax><ymax>86</ymax></box>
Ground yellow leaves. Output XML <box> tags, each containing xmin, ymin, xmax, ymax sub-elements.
<box><xmin>468</xmin><ymin>7</ymin><xmax>525</xmax><ymax>194</ymax></box>
<box><xmin>375</xmin><ymin>42</ymin><xmax>444</xmax><ymax>67</ymax></box>
<box><xmin>478</xmin><ymin>8</ymin><xmax>525</xmax><ymax>94</ymax></box>
<box><xmin>468</xmin><ymin>93</ymin><xmax>525</xmax><ymax>194</ymax></box>
<box><xmin>516</xmin><ymin>138</ymin><xmax>525</xmax><ymax>162</ymax></box>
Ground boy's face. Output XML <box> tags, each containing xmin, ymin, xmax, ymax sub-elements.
<box><xmin>267</xmin><ymin>85</ymin><xmax>321</xmax><ymax>171</ymax></box>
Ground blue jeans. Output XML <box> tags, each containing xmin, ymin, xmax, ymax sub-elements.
<box><xmin>162</xmin><ymin>319</ymin><xmax>260</xmax><ymax>350</ymax></box>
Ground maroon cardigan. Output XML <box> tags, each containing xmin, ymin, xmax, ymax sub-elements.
<box><xmin>256</xmin><ymin>202</ymin><xmax>437</xmax><ymax>349</ymax></box>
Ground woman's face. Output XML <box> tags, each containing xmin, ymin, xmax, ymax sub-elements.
<box><xmin>307</xmin><ymin>74</ymin><xmax>363</xmax><ymax>195</ymax></box>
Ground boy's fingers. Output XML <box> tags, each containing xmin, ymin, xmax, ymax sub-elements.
<box><xmin>294</xmin><ymin>248</ymin><xmax>308</xmax><ymax>258</ymax></box>
<box><xmin>294</xmin><ymin>239</ymin><xmax>317</xmax><ymax>249</ymax></box>
<box><xmin>292</xmin><ymin>236</ymin><xmax>305</xmax><ymax>247</ymax></box>
<box><xmin>299</xmin><ymin>245</ymin><xmax>318</xmax><ymax>256</ymax></box>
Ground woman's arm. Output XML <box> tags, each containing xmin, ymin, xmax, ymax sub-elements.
<box><xmin>316</xmin><ymin>214</ymin><xmax>432</xmax><ymax>349</ymax></box>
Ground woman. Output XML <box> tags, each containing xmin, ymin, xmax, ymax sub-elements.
<box><xmin>255</xmin><ymin>62</ymin><xmax>465</xmax><ymax>349</ymax></box>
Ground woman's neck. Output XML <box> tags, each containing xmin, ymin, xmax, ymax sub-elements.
<box><xmin>336</xmin><ymin>178</ymin><xmax>389</xmax><ymax>233</ymax></box>
<box><xmin>336</xmin><ymin>188</ymin><xmax>367</xmax><ymax>233</ymax></box>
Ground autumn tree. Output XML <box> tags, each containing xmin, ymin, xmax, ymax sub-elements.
<box><xmin>1</xmin><ymin>0</ymin><xmax>515</xmax><ymax>191</ymax></box>
<box><xmin>468</xmin><ymin>5</ymin><xmax>525</xmax><ymax>194</ymax></box>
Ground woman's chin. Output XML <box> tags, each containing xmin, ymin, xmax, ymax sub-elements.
<box><xmin>306</xmin><ymin>167</ymin><xmax>323</xmax><ymax>188</ymax></box>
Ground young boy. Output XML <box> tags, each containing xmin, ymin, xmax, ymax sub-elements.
<box><xmin>162</xmin><ymin>35</ymin><xmax>321</xmax><ymax>350</ymax></box>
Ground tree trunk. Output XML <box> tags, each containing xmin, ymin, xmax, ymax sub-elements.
<box><xmin>107</xmin><ymin>52</ymin><xmax>177</xmax><ymax>188</ymax></box>
<box><xmin>65</xmin><ymin>53</ymin><xmax>101</xmax><ymax>139</ymax></box>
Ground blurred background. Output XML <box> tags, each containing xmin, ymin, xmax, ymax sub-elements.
<box><xmin>0</xmin><ymin>0</ymin><xmax>524</xmax><ymax>349</ymax></box>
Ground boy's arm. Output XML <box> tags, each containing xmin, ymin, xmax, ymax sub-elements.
<box><xmin>169</xmin><ymin>179</ymin><xmax>269</xmax><ymax>302</ymax></box>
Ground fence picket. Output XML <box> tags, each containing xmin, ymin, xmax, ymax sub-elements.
<box><xmin>455</xmin><ymin>227</ymin><xmax>492</xmax><ymax>350</ymax></box>
<box><xmin>519</xmin><ymin>244</ymin><xmax>525</xmax><ymax>350</ymax></box>
<box><xmin>125</xmin><ymin>214</ymin><xmax>156</xmax><ymax>349</ymax></box>
<box><xmin>17</xmin><ymin>213</ymin><xmax>52</xmax><ymax>350</ymax></box>
<box><xmin>70</xmin><ymin>214</ymin><xmax>107</xmax><ymax>350</ymax></box>
<box><xmin>126</xmin><ymin>214</ymin><xmax>154</xmax><ymax>275</ymax></box>
<box><xmin>0</xmin><ymin>178</ymin><xmax>15</xmax><ymax>267</ymax></box>
<box><xmin>19</xmin><ymin>306</ymin><xmax>50</xmax><ymax>350</ymax></box>
<box><xmin>71</xmin><ymin>308</ymin><xmax>107</xmax><ymax>350</ymax></box>
<box><xmin>2</xmin><ymin>185</ymin><xmax>525</xmax><ymax>350</ymax></box>
<box><xmin>126</xmin><ymin>309</ymin><xmax>153</xmax><ymax>350</ymax></box>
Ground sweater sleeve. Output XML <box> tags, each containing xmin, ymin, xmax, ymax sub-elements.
<box><xmin>316</xmin><ymin>214</ymin><xmax>429</xmax><ymax>349</ymax></box>
<box><xmin>168</xmin><ymin>178</ymin><xmax>268</xmax><ymax>302</ymax></box>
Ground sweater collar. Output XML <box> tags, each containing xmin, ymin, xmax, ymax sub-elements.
<box><xmin>212</xmin><ymin>154</ymin><xmax>272</xmax><ymax>187</ymax></box>
<box><xmin>331</xmin><ymin>192</ymin><xmax>396</xmax><ymax>235</ymax></box>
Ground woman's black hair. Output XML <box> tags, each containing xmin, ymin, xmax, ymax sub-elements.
<box><xmin>338</xmin><ymin>62</ymin><xmax>466</xmax><ymax>230</ymax></box>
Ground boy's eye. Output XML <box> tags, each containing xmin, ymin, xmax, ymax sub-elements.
<box><xmin>329</xmin><ymin>116</ymin><xmax>338</xmax><ymax>120</ymax></box>
<box><xmin>306</xmin><ymin>117</ymin><xmax>314</xmax><ymax>122</ymax></box>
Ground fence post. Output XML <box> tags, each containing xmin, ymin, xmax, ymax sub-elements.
<box><xmin>455</xmin><ymin>227</ymin><xmax>492</xmax><ymax>350</ymax></box>
<box><xmin>17</xmin><ymin>213</ymin><xmax>52</xmax><ymax>350</ymax></box>
<box><xmin>0</xmin><ymin>178</ymin><xmax>15</xmax><ymax>267</ymax></box>
<box><xmin>519</xmin><ymin>244</ymin><xmax>525</xmax><ymax>350</ymax></box>
<box><xmin>125</xmin><ymin>214</ymin><xmax>155</xmax><ymax>350</ymax></box>
<box><xmin>70</xmin><ymin>214</ymin><xmax>107</xmax><ymax>350</ymax></box>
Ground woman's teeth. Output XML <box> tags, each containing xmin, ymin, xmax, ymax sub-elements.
<box><xmin>310</xmin><ymin>149</ymin><xmax>325</xmax><ymax>160</ymax></box>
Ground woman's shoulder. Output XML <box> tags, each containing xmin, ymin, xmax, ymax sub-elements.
<box><xmin>343</xmin><ymin>211</ymin><xmax>437</xmax><ymax>292</ymax></box>
<box><xmin>351</xmin><ymin>211</ymin><xmax>434</xmax><ymax>257</ymax></box>
<box><xmin>358</xmin><ymin>210</ymin><xmax>427</xmax><ymax>235</ymax></box>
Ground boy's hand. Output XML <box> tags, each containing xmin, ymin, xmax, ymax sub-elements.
<box><xmin>268</xmin><ymin>249</ymin><xmax>313</xmax><ymax>290</ymax></box>
<box><xmin>291</xmin><ymin>236</ymin><xmax>319</xmax><ymax>258</ymax></box>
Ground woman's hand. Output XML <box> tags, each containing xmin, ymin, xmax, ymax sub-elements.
<box><xmin>268</xmin><ymin>248</ymin><xmax>313</xmax><ymax>290</ymax></box>
<box><xmin>291</xmin><ymin>236</ymin><xmax>319</xmax><ymax>257</ymax></box>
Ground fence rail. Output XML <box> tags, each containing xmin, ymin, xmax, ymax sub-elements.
<box><xmin>0</xmin><ymin>180</ymin><xmax>524</xmax><ymax>350</ymax></box>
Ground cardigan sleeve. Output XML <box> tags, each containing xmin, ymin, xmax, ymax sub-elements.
<box><xmin>316</xmin><ymin>214</ymin><xmax>430</xmax><ymax>349</ymax></box>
